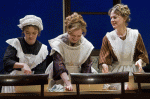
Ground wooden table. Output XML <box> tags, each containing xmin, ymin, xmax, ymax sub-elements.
<box><xmin>1</xmin><ymin>90</ymin><xmax>150</xmax><ymax>99</ymax></box>
<box><xmin>1</xmin><ymin>78</ymin><xmax>150</xmax><ymax>99</ymax></box>
<box><xmin>1</xmin><ymin>83</ymin><xmax>150</xmax><ymax>99</ymax></box>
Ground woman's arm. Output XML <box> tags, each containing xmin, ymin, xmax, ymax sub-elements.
<box><xmin>99</xmin><ymin>36</ymin><xmax>112</xmax><ymax>73</ymax></box>
<box><xmin>134</xmin><ymin>33</ymin><xmax>149</xmax><ymax>72</ymax></box>
<box><xmin>3</xmin><ymin>45</ymin><xmax>32</xmax><ymax>74</ymax></box>
<box><xmin>134</xmin><ymin>33</ymin><xmax>149</xmax><ymax>64</ymax></box>
<box><xmin>3</xmin><ymin>45</ymin><xmax>19</xmax><ymax>73</ymax></box>
<box><xmin>32</xmin><ymin>55</ymin><xmax>53</xmax><ymax>74</ymax></box>
<box><xmin>81</xmin><ymin>55</ymin><xmax>92</xmax><ymax>73</ymax></box>
<box><xmin>53</xmin><ymin>51</ymin><xmax>73</xmax><ymax>90</ymax></box>
<box><xmin>52</xmin><ymin>51</ymin><xmax>68</xmax><ymax>80</ymax></box>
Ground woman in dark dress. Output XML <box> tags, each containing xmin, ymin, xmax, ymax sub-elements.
<box><xmin>45</xmin><ymin>12</ymin><xmax>97</xmax><ymax>91</ymax></box>
<box><xmin>2</xmin><ymin>15</ymin><xmax>52</xmax><ymax>93</ymax></box>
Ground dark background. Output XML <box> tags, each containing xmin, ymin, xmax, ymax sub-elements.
<box><xmin>0</xmin><ymin>0</ymin><xmax>150</xmax><ymax>73</ymax></box>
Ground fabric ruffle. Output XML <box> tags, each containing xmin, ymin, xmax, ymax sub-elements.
<box><xmin>17</xmin><ymin>15</ymin><xmax>43</xmax><ymax>31</ymax></box>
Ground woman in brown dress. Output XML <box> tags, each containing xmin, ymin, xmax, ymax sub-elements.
<box><xmin>99</xmin><ymin>4</ymin><xmax>149</xmax><ymax>90</ymax></box>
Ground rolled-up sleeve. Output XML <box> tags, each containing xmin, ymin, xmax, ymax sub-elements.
<box><xmin>81</xmin><ymin>55</ymin><xmax>92</xmax><ymax>73</ymax></box>
<box><xmin>52</xmin><ymin>51</ymin><xmax>68</xmax><ymax>80</ymax></box>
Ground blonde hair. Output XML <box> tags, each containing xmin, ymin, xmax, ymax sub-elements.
<box><xmin>65</xmin><ymin>12</ymin><xmax>87</xmax><ymax>35</ymax></box>
<box><xmin>108</xmin><ymin>4</ymin><xmax>131</xmax><ymax>26</ymax></box>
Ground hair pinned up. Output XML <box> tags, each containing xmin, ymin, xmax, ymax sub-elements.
<box><xmin>65</xmin><ymin>12</ymin><xmax>87</xmax><ymax>35</ymax></box>
<box><xmin>108</xmin><ymin>4</ymin><xmax>131</xmax><ymax>26</ymax></box>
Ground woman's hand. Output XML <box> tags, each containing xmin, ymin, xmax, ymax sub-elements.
<box><xmin>102</xmin><ymin>64</ymin><xmax>109</xmax><ymax>73</ymax></box>
<box><xmin>64</xmin><ymin>80</ymin><xmax>73</xmax><ymax>91</ymax></box>
<box><xmin>135</xmin><ymin>59</ymin><xmax>143</xmax><ymax>72</ymax></box>
<box><xmin>60</xmin><ymin>72</ymin><xmax>73</xmax><ymax>91</ymax></box>
<box><xmin>22</xmin><ymin>63</ymin><xmax>32</xmax><ymax>74</ymax></box>
<box><xmin>14</xmin><ymin>62</ymin><xmax>32</xmax><ymax>74</ymax></box>
<box><xmin>125</xmin><ymin>83</ymin><xmax>129</xmax><ymax>90</ymax></box>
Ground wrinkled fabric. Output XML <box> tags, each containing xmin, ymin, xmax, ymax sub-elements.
<box><xmin>49</xmin><ymin>84</ymin><xmax>64</xmax><ymax>92</ymax></box>
<box><xmin>18</xmin><ymin>15</ymin><xmax>43</xmax><ymax>31</ymax></box>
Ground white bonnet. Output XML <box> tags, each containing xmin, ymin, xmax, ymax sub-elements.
<box><xmin>18</xmin><ymin>15</ymin><xmax>43</xmax><ymax>31</ymax></box>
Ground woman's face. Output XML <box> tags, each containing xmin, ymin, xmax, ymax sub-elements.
<box><xmin>23</xmin><ymin>26</ymin><xmax>39</xmax><ymax>45</ymax></box>
<box><xmin>68</xmin><ymin>28</ymin><xmax>82</xmax><ymax>44</ymax></box>
<box><xmin>110</xmin><ymin>11</ymin><xmax>126</xmax><ymax>29</ymax></box>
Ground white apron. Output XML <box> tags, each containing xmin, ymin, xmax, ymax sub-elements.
<box><xmin>105</xmin><ymin>28</ymin><xmax>145</xmax><ymax>90</ymax></box>
<box><xmin>1</xmin><ymin>38</ymin><xmax>48</xmax><ymax>93</ymax></box>
<box><xmin>45</xmin><ymin>33</ymin><xmax>97</xmax><ymax>91</ymax></box>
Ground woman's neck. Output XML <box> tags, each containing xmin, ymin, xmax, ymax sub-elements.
<box><xmin>115</xmin><ymin>27</ymin><xmax>127</xmax><ymax>37</ymax></box>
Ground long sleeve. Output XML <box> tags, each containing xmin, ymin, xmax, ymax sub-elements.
<box><xmin>81</xmin><ymin>55</ymin><xmax>92</xmax><ymax>73</ymax></box>
<box><xmin>99</xmin><ymin>36</ymin><xmax>118</xmax><ymax>68</ymax></box>
<box><xmin>52</xmin><ymin>51</ymin><xmax>92</xmax><ymax>80</ymax></box>
<box><xmin>3</xmin><ymin>45</ymin><xmax>19</xmax><ymax>73</ymax></box>
<box><xmin>3</xmin><ymin>37</ymin><xmax>52</xmax><ymax>74</ymax></box>
<box><xmin>99</xmin><ymin>33</ymin><xmax>149</xmax><ymax>68</ymax></box>
<box><xmin>134</xmin><ymin>33</ymin><xmax>149</xmax><ymax>64</ymax></box>
<box><xmin>32</xmin><ymin>55</ymin><xmax>53</xmax><ymax>74</ymax></box>
<box><xmin>53</xmin><ymin>51</ymin><xmax>68</xmax><ymax>80</ymax></box>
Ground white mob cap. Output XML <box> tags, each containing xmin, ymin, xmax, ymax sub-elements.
<box><xmin>18</xmin><ymin>15</ymin><xmax>43</xmax><ymax>31</ymax></box>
